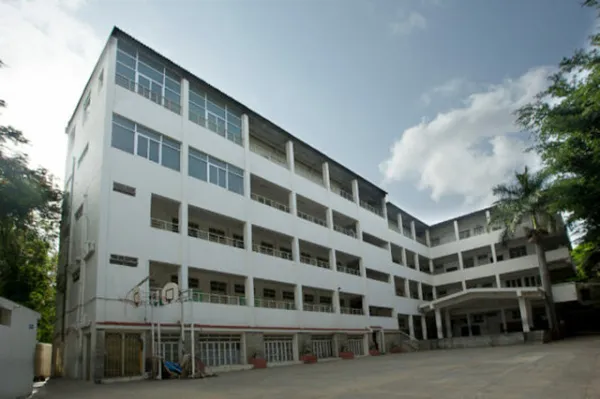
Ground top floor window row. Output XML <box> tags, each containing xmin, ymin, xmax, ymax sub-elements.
<box><xmin>115</xmin><ymin>39</ymin><xmax>182</xmax><ymax>114</ymax></box>
<box><xmin>111</xmin><ymin>113</ymin><xmax>181</xmax><ymax>171</ymax></box>
<box><xmin>189</xmin><ymin>86</ymin><xmax>243</xmax><ymax>146</ymax></box>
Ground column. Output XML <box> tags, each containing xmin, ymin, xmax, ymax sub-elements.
<box><xmin>426</xmin><ymin>229</ymin><xmax>431</xmax><ymax>247</ymax></box>
<box><xmin>241</xmin><ymin>114</ymin><xmax>250</xmax><ymax>151</ymax></box>
<box><xmin>453</xmin><ymin>220</ymin><xmax>460</xmax><ymax>241</ymax></box>
<box><xmin>404</xmin><ymin>279</ymin><xmax>410</xmax><ymax>299</ymax></box>
<box><xmin>518</xmin><ymin>297</ymin><xmax>531</xmax><ymax>333</ymax></box>
<box><xmin>286</xmin><ymin>140</ymin><xmax>295</xmax><ymax>173</ymax></box>
<box><xmin>408</xmin><ymin>315</ymin><xmax>416</xmax><ymax>339</ymax></box>
<box><xmin>179</xmin><ymin>202</ymin><xmax>189</xmax><ymax>292</ymax></box>
<box><xmin>485</xmin><ymin>210</ymin><xmax>491</xmax><ymax>228</ymax></box>
<box><xmin>461</xmin><ymin>280</ymin><xmax>467</xmax><ymax>290</ymax></box>
<box><xmin>246</xmin><ymin>277</ymin><xmax>255</xmax><ymax>307</ymax></box>
<box><xmin>333</xmin><ymin>289</ymin><xmax>340</xmax><ymax>314</ymax></box>
<box><xmin>429</xmin><ymin>259</ymin><xmax>434</xmax><ymax>274</ymax></box>
<box><xmin>495</xmin><ymin>274</ymin><xmax>501</xmax><ymax>288</ymax></box>
<box><xmin>358</xmin><ymin>257</ymin><xmax>365</xmax><ymax>278</ymax></box>
<box><xmin>458</xmin><ymin>252</ymin><xmax>464</xmax><ymax>270</ymax></box>
<box><xmin>445</xmin><ymin>311</ymin><xmax>452</xmax><ymax>338</ymax></box>
<box><xmin>294</xmin><ymin>284</ymin><xmax>303</xmax><ymax>311</ymax></box>
<box><xmin>421</xmin><ymin>316</ymin><xmax>428</xmax><ymax>340</ymax></box>
<box><xmin>401</xmin><ymin>248</ymin><xmax>407</xmax><ymax>266</ymax></box>
<box><xmin>322</xmin><ymin>162</ymin><xmax>331</xmax><ymax>190</ymax></box>
<box><xmin>435</xmin><ymin>309</ymin><xmax>443</xmax><ymax>339</ymax></box>
<box><xmin>381</xmin><ymin>197</ymin><xmax>388</xmax><ymax>219</ymax></box>
<box><xmin>432</xmin><ymin>286</ymin><xmax>438</xmax><ymax>300</ymax></box>
<box><xmin>329</xmin><ymin>249</ymin><xmax>337</xmax><ymax>271</ymax></box>
<box><xmin>244</xmin><ymin>222</ymin><xmax>252</xmax><ymax>252</ymax></box>
<box><xmin>326</xmin><ymin>208</ymin><xmax>333</xmax><ymax>230</ymax></box>
<box><xmin>289</xmin><ymin>192</ymin><xmax>297</xmax><ymax>216</ymax></box>
<box><xmin>490</xmin><ymin>244</ymin><xmax>497</xmax><ymax>263</ymax></box>
<box><xmin>292</xmin><ymin>237</ymin><xmax>300</xmax><ymax>263</ymax></box>
<box><xmin>410</xmin><ymin>221</ymin><xmax>416</xmax><ymax>240</ymax></box>
<box><xmin>397</xmin><ymin>213</ymin><xmax>404</xmax><ymax>236</ymax></box>
<box><xmin>418</xmin><ymin>282</ymin><xmax>424</xmax><ymax>300</ymax></box>
<box><xmin>362</xmin><ymin>292</ymin><xmax>370</xmax><ymax>316</ymax></box>
<box><xmin>356</xmin><ymin>221</ymin><xmax>362</xmax><ymax>240</ymax></box>
<box><xmin>351</xmin><ymin>179</ymin><xmax>359</xmax><ymax>204</ymax></box>
<box><xmin>466</xmin><ymin>313</ymin><xmax>473</xmax><ymax>336</ymax></box>
<box><xmin>414</xmin><ymin>253</ymin><xmax>420</xmax><ymax>272</ymax></box>
<box><xmin>241</xmin><ymin>114</ymin><xmax>251</xmax><ymax>197</ymax></box>
<box><xmin>500</xmin><ymin>309</ymin><xmax>508</xmax><ymax>333</ymax></box>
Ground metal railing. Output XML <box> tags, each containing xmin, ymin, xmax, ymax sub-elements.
<box><xmin>252</xmin><ymin>244</ymin><xmax>293</xmax><ymax>260</ymax></box>
<box><xmin>337</xmin><ymin>265</ymin><xmax>361</xmax><ymax>276</ymax></box>
<box><xmin>340</xmin><ymin>307</ymin><xmax>364</xmax><ymax>315</ymax></box>
<box><xmin>249</xmin><ymin>143</ymin><xmax>288</xmax><ymax>166</ymax></box>
<box><xmin>397</xmin><ymin>330</ymin><xmax>420</xmax><ymax>351</ymax></box>
<box><xmin>254</xmin><ymin>298</ymin><xmax>296</xmax><ymax>310</ymax></box>
<box><xmin>333</xmin><ymin>224</ymin><xmax>357</xmax><ymax>238</ymax></box>
<box><xmin>303</xmin><ymin>303</ymin><xmax>334</xmax><ymax>313</ymax></box>
<box><xmin>189</xmin><ymin>290</ymin><xmax>246</xmax><ymax>306</ymax></box>
<box><xmin>188</xmin><ymin>111</ymin><xmax>243</xmax><ymax>146</ymax></box>
<box><xmin>297</xmin><ymin>210</ymin><xmax>327</xmax><ymax>227</ymax></box>
<box><xmin>151</xmin><ymin>218</ymin><xmax>179</xmax><ymax>233</ymax></box>
<box><xmin>332</xmin><ymin>188</ymin><xmax>354</xmax><ymax>202</ymax></box>
<box><xmin>459</xmin><ymin>230</ymin><xmax>471</xmax><ymax>240</ymax></box>
<box><xmin>251</xmin><ymin>193</ymin><xmax>290</xmax><ymax>212</ymax></box>
<box><xmin>300</xmin><ymin>256</ymin><xmax>330</xmax><ymax>269</ymax></box>
<box><xmin>473</xmin><ymin>226</ymin><xmax>486</xmax><ymax>236</ymax></box>
<box><xmin>116</xmin><ymin>74</ymin><xmax>181</xmax><ymax>114</ymax></box>
<box><xmin>188</xmin><ymin>227</ymin><xmax>245</xmax><ymax>249</ymax></box>
<box><xmin>359</xmin><ymin>200</ymin><xmax>383</xmax><ymax>217</ymax></box>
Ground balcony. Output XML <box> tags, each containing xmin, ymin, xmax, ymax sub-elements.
<box><xmin>405</xmin><ymin>249</ymin><xmax>417</xmax><ymax>270</ymax></box>
<box><xmin>336</xmin><ymin>251</ymin><xmax>361</xmax><ymax>277</ymax></box>
<box><xmin>339</xmin><ymin>292</ymin><xmax>364</xmax><ymax>315</ymax></box>
<box><xmin>188</xmin><ymin>205</ymin><xmax>245</xmax><ymax>249</ymax></box>
<box><xmin>332</xmin><ymin>210</ymin><xmax>358</xmax><ymax>238</ymax></box>
<box><xmin>254</xmin><ymin>298</ymin><xmax>296</xmax><ymax>310</ymax></box>
<box><xmin>465</xmin><ymin>276</ymin><xmax>497</xmax><ymax>289</ymax></box>
<box><xmin>394</xmin><ymin>276</ymin><xmax>406</xmax><ymax>297</ymax></box>
<box><xmin>250</xmin><ymin>174</ymin><xmax>291</xmax><ymax>213</ymax></box>
<box><xmin>331</xmin><ymin>181</ymin><xmax>354</xmax><ymax>202</ymax></box>
<box><xmin>303</xmin><ymin>287</ymin><xmax>334</xmax><ymax>313</ymax></box>
<box><xmin>430</xmin><ymin>221</ymin><xmax>457</xmax><ymax>247</ymax></box>
<box><xmin>408</xmin><ymin>280</ymin><xmax>420</xmax><ymax>300</ymax></box>
<box><xmin>115</xmin><ymin>74</ymin><xmax>181</xmax><ymax>115</ymax></box>
<box><xmin>294</xmin><ymin>160</ymin><xmax>324</xmax><ymax>187</ymax></box>
<box><xmin>433</xmin><ymin>253</ymin><xmax>460</xmax><ymax>275</ymax></box>
<box><xmin>366</xmin><ymin>268</ymin><xmax>390</xmax><ymax>283</ymax></box>
<box><xmin>359</xmin><ymin>200</ymin><xmax>383</xmax><ymax>217</ymax></box>
<box><xmin>462</xmin><ymin>246</ymin><xmax>494</xmax><ymax>269</ymax></box>
<box><xmin>296</xmin><ymin>194</ymin><xmax>328</xmax><ymax>228</ymax></box>
<box><xmin>254</xmin><ymin>279</ymin><xmax>297</xmax><ymax>310</ymax></box>
<box><xmin>249</xmin><ymin>136</ymin><xmax>288</xmax><ymax>168</ymax></box>
<box><xmin>362</xmin><ymin>232</ymin><xmax>389</xmax><ymax>250</ymax></box>
<box><xmin>299</xmin><ymin>240</ymin><xmax>331</xmax><ymax>269</ymax></box>
<box><xmin>185</xmin><ymin>268</ymin><xmax>248</xmax><ymax>306</ymax></box>
<box><xmin>435</xmin><ymin>282</ymin><xmax>463</xmax><ymax>299</ymax></box>
<box><xmin>252</xmin><ymin>226</ymin><xmax>293</xmax><ymax>261</ymax></box>
<box><xmin>150</xmin><ymin>194</ymin><xmax>180</xmax><ymax>234</ymax></box>
<box><xmin>369</xmin><ymin>306</ymin><xmax>393</xmax><ymax>318</ymax></box>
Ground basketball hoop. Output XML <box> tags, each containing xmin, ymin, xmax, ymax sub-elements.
<box><xmin>133</xmin><ymin>287</ymin><xmax>141</xmax><ymax>308</ymax></box>
<box><xmin>161</xmin><ymin>282</ymin><xmax>179</xmax><ymax>304</ymax></box>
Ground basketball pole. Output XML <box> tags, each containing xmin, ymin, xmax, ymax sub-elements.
<box><xmin>191</xmin><ymin>322</ymin><xmax>195</xmax><ymax>377</ymax></box>
<box><xmin>157</xmin><ymin>318</ymin><xmax>162</xmax><ymax>380</ymax></box>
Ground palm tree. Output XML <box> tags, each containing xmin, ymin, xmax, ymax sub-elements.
<box><xmin>490</xmin><ymin>166</ymin><xmax>559</xmax><ymax>336</ymax></box>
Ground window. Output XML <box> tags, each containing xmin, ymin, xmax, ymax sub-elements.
<box><xmin>75</xmin><ymin>204</ymin><xmax>83</xmax><ymax>220</ymax></box>
<box><xmin>232</xmin><ymin>234</ymin><xmax>244</xmax><ymax>249</ymax></box>
<box><xmin>319</xmin><ymin>296</ymin><xmax>332</xmax><ymax>305</ymax></box>
<box><xmin>303</xmin><ymin>294</ymin><xmax>314</xmax><ymax>303</ymax></box>
<box><xmin>472</xmin><ymin>314</ymin><xmax>484</xmax><ymax>323</ymax></box>
<box><xmin>188</xmin><ymin>278</ymin><xmax>199</xmax><ymax>289</ymax></box>
<box><xmin>509</xmin><ymin>246</ymin><xmax>527</xmax><ymax>259</ymax></box>
<box><xmin>98</xmin><ymin>69</ymin><xmax>104</xmax><ymax>89</ymax></box>
<box><xmin>496</xmin><ymin>254</ymin><xmax>504</xmax><ymax>262</ymax></box>
<box><xmin>280</xmin><ymin>247</ymin><xmax>292</xmax><ymax>258</ymax></box>
<box><xmin>188</xmin><ymin>86</ymin><xmax>243</xmax><ymax>145</ymax></box>
<box><xmin>282</xmin><ymin>291</ymin><xmax>295</xmax><ymax>301</ymax></box>
<box><xmin>208</xmin><ymin>228</ymin><xmax>225</xmax><ymax>243</ymax></box>
<box><xmin>115</xmin><ymin>39</ymin><xmax>181</xmax><ymax>114</ymax></box>
<box><xmin>83</xmin><ymin>92</ymin><xmax>91</xmax><ymax>114</ymax></box>
<box><xmin>77</xmin><ymin>143</ymin><xmax>89</xmax><ymax>168</ymax></box>
<box><xmin>111</xmin><ymin>114</ymin><xmax>181</xmax><ymax>171</ymax></box>
<box><xmin>109</xmin><ymin>254</ymin><xmax>138</xmax><ymax>267</ymax></box>
<box><xmin>0</xmin><ymin>307</ymin><xmax>11</xmax><ymax>326</ymax></box>
<box><xmin>459</xmin><ymin>229</ymin><xmax>470</xmax><ymax>239</ymax></box>
<box><xmin>188</xmin><ymin>146</ymin><xmax>244</xmax><ymax>195</ymax></box>
<box><xmin>210</xmin><ymin>281</ymin><xmax>227</xmax><ymax>294</ymax></box>
<box><xmin>263</xmin><ymin>288</ymin><xmax>276</xmax><ymax>299</ymax></box>
<box><xmin>477</xmin><ymin>254</ymin><xmax>488</xmax><ymax>263</ymax></box>
<box><xmin>72</xmin><ymin>267</ymin><xmax>80</xmax><ymax>283</ymax></box>
<box><xmin>113</xmin><ymin>182</ymin><xmax>136</xmax><ymax>197</ymax></box>
<box><xmin>463</xmin><ymin>257</ymin><xmax>474</xmax><ymax>268</ymax></box>
<box><xmin>473</xmin><ymin>225</ymin><xmax>485</xmax><ymax>235</ymax></box>
<box><xmin>234</xmin><ymin>284</ymin><xmax>245</xmax><ymax>295</ymax></box>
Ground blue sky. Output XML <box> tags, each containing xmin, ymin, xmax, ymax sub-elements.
<box><xmin>0</xmin><ymin>0</ymin><xmax>594</xmax><ymax>223</ymax></box>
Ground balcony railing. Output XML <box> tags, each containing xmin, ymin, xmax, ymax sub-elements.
<box><xmin>251</xmin><ymin>193</ymin><xmax>290</xmax><ymax>213</ymax></box>
<box><xmin>333</xmin><ymin>224</ymin><xmax>357</xmax><ymax>238</ymax></box>
<box><xmin>189</xmin><ymin>290</ymin><xmax>246</xmax><ymax>306</ymax></box>
<box><xmin>430</xmin><ymin>235</ymin><xmax>456</xmax><ymax>247</ymax></box>
<box><xmin>402</xmin><ymin>228</ymin><xmax>413</xmax><ymax>239</ymax></box>
<box><xmin>359</xmin><ymin>200</ymin><xmax>383</xmax><ymax>217</ymax></box>
<box><xmin>297</xmin><ymin>211</ymin><xmax>327</xmax><ymax>227</ymax></box>
<box><xmin>303</xmin><ymin>303</ymin><xmax>334</xmax><ymax>313</ymax></box>
<box><xmin>332</xmin><ymin>187</ymin><xmax>354</xmax><ymax>202</ymax></box>
<box><xmin>300</xmin><ymin>256</ymin><xmax>330</xmax><ymax>269</ymax></box>
<box><xmin>340</xmin><ymin>307</ymin><xmax>364</xmax><ymax>315</ymax></box>
<box><xmin>188</xmin><ymin>110</ymin><xmax>243</xmax><ymax>146</ymax></box>
<box><xmin>254</xmin><ymin>298</ymin><xmax>296</xmax><ymax>310</ymax></box>
<box><xmin>388</xmin><ymin>222</ymin><xmax>402</xmax><ymax>234</ymax></box>
<box><xmin>151</xmin><ymin>218</ymin><xmax>179</xmax><ymax>233</ymax></box>
<box><xmin>459</xmin><ymin>230</ymin><xmax>471</xmax><ymax>240</ymax></box>
<box><xmin>252</xmin><ymin>244</ymin><xmax>293</xmax><ymax>260</ymax></box>
<box><xmin>249</xmin><ymin>143</ymin><xmax>287</xmax><ymax>167</ymax></box>
<box><xmin>188</xmin><ymin>227</ymin><xmax>245</xmax><ymax>248</ymax></box>
<box><xmin>116</xmin><ymin>74</ymin><xmax>181</xmax><ymax>115</ymax></box>
<box><xmin>337</xmin><ymin>265</ymin><xmax>361</xmax><ymax>276</ymax></box>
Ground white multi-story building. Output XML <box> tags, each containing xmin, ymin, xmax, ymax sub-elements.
<box><xmin>55</xmin><ymin>28</ymin><xmax>575</xmax><ymax>380</ymax></box>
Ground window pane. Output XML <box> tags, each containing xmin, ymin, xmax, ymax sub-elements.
<box><xmin>189</xmin><ymin>102</ymin><xmax>205</xmax><ymax>118</ymax></box>
<box><xmin>218</xmin><ymin>169</ymin><xmax>227</xmax><ymax>188</ymax></box>
<box><xmin>116</xmin><ymin>62</ymin><xmax>135</xmax><ymax>81</ymax></box>
<box><xmin>228</xmin><ymin>172</ymin><xmax>243</xmax><ymax>195</ymax></box>
<box><xmin>138</xmin><ymin>75</ymin><xmax>150</xmax><ymax>90</ymax></box>
<box><xmin>165</xmin><ymin>89</ymin><xmax>180</xmax><ymax>105</ymax></box>
<box><xmin>113</xmin><ymin>114</ymin><xmax>136</xmax><ymax>130</ymax></box>
<box><xmin>111</xmin><ymin>124</ymin><xmax>135</xmax><ymax>153</ymax></box>
<box><xmin>189</xmin><ymin>89</ymin><xmax>205</xmax><ymax>106</ymax></box>
<box><xmin>189</xmin><ymin>147</ymin><xmax>207</xmax><ymax>160</ymax></box>
<box><xmin>161</xmin><ymin>145</ymin><xmax>180</xmax><ymax>171</ymax></box>
<box><xmin>117</xmin><ymin>39</ymin><xmax>137</xmax><ymax>57</ymax></box>
<box><xmin>228</xmin><ymin>164</ymin><xmax>243</xmax><ymax>175</ymax></box>
<box><xmin>227</xmin><ymin>111</ymin><xmax>241</xmax><ymax>126</ymax></box>
<box><xmin>209</xmin><ymin>165</ymin><xmax>218</xmax><ymax>185</ymax></box>
<box><xmin>189</xmin><ymin>156</ymin><xmax>207</xmax><ymax>181</ymax></box>
<box><xmin>208</xmin><ymin>156</ymin><xmax>227</xmax><ymax>168</ymax></box>
<box><xmin>137</xmin><ymin>135</ymin><xmax>148</xmax><ymax>158</ymax></box>
<box><xmin>165</xmin><ymin>76</ymin><xmax>180</xmax><ymax>92</ymax></box>
<box><xmin>137</xmin><ymin>125</ymin><xmax>161</xmax><ymax>141</ymax></box>
<box><xmin>227</xmin><ymin>123</ymin><xmax>241</xmax><ymax>137</ymax></box>
<box><xmin>162</xmin><ymin>136</ymin><xmax>180</xmax><ymax>149</ymax></box>
<box><xmin>138</xmin><ymin>52</ymin><xmax>164</xmax><ymax>75</ymax></box>
<box><xmin>149</xmin><ymin>140</ymin><xmax>160</xmax><ymax>163</ymax></box>
<box><xmin>207</xmin><ymin>100</ymin><xmax>226</xmax><ymax>119</ymax></box>
<box><xmin>116</xmin><ymin>50</ymin><xmax>136</xmax><ymax>69</ymax></box>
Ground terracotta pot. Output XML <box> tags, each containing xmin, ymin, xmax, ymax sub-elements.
<box><xmin>369</xmin><ymin>349</ymin><xmax>380</xmax><ymax>356</ymax></box>
<box><xmin>249</xmin><ymin>357</ymin><xmax>267</xmax><ymax>369</ymax></box>
<box><xmin>301</xmin><ymin>354</ymin><xmax>318</xmax><ymax>364</ymax></box>
<box><xmin>339</xmin><ymin>351</ymin><xmax>354</xmax><ymax>360</ymax></box>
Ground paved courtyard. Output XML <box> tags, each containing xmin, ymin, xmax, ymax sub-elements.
<box><xmin>36</xmin><ymin>337</ymin><xmax>600</xmax><ymax>399</ymax></box>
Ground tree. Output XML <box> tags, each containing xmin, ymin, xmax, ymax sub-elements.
<box><xmin>490</xmin><ymin>167</ymin><xmax>559</xmax><ymax>336</ymax></box>
<box><xmin>516</xmin><ymin>0</ymin><xmax>600</xmax><ymax>275</ymax></box>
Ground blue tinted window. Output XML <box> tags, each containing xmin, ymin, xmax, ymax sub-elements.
<box><xmin>149</xmin><ymin>141</ymin><xmax>160</xmax><ymax>163</ymax></box>
<box><xmin>161</xmin><ymin>144</ymin><xmax>180</xmax><ymax>171</ymax></box>
<box><xmin>117</xmin><ymin>50</ymin><xmax>136</xmax><ymax>69</ymax></box>
<box><xmin>189</xmin><ymin>155</ymin><xmax>207</xmax><ymax>181</ymax></box>
<box><xmin>228</xmin><ymin>172</ymin><xmax>243</xmax><ymax>195</ymax></box>
<box><xmin>112</xmin><ymin>124</ymin><xmax>135</xmax><ymax>154</ymax></box>
<box><xmin>137</xmin><ymin>135</ymin><xmax>148</xmax><ymax>157</ymax></box>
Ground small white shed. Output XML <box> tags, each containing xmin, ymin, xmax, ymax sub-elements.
<box><xmin>0</xmin><ymin>297</ymin><xmax>40</xmax><ymax>399</ymax></box>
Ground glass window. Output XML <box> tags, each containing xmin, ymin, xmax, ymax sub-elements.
<box><xmin>117</xmin><ymin>39</ymin><xmax>137</xmax><ymax>57</ymax></box>
<box><xmin>137</xmin><ymin>135</ymin><xmax>148</xmax><ymax>157</ymax></box>
<box><xmin>138</xmin><ymin>61</ymin><xmax>163</xmax><ymax>84</ymax></box>
<box><xmin>138</xmin><ymin>52</ymin><xmax>164</xmax><ymax>75</ymax></box>
<box><xmin>189</xmin><ymin>155</ymin><xmax>207</xmax><ymax>181</ymax></box>
<box><xmin>116</xmin><ymin>50</ymin><xmax>136</xmax><ymax>69</ymax></box>
<box><xmin>165</xmin><ymin>77</ymin><xmax>180</xmax><ymax>92</ymax></box>
<box><xmin>149</xmin><ymin>140</ymin><xmax>160</xmax><ymax>163</ymax></box>
<box><xmin>207</xmin><ymin>100</ymin><xmax>226</xmax><ymax>119</ymax></box>
<box><xmin>161</xmin><ymin>144</ymin><xmax>180</xmax><ymax>171</ymax></box>
<box><xmin>208</xmin><ymin>156</ymin><xmax>227</xmax><ymax>168</ymax></box>
<box><xmin>116</xmin><ymin>63</ymin><xmax>135</xmax><ymax>82</ymax></box>
<box><xmin>228</xmin><ymin>171</ymin><xmax>243</xmax><ymax>195</ymax></box>
<box><xmin>209</xmin><ymin>164</ymin><xmax>219</xmax><ymax>185</ymax></box>
<box><xmin>111</xmin><ymin>123</ymin><xmax>135</xmax><ymax>154</ymax></box>
<box><xmin>189</xmin><ymin>102</ymin><xmax>205</xmax><ymax>119</ymax></box>
<box><xmin>217</xmin><ymin>169</ymin><xmax>227</xmax><ymax>188</ymax></box>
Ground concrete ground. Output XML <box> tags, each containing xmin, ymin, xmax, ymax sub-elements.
<box><xmin>35</xmin><ymin>337</ymin><xmax>600</xmax><ymax>399</ymax></box>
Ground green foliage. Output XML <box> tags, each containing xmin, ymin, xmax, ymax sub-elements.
<box><xmin>0</xmin><ymin>59</ymin><xmax>61</xmax><ymax>342</ymax></box>
<box><xmin>571</xmin><ymin>242</ymin><xmax>600</xmax><ymax>280</ymax></box>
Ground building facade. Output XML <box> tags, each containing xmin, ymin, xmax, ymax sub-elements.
<box><xmin>55</xmin><ymin>28</ymin><xmax>575</xmax><ymax>380</ymax></box>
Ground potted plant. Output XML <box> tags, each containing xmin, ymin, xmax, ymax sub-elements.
<box><xmin>300</xmin><ymin>342</ymin><xmax>317</xmax><ymax>364</ymax></box>
<box><xmin>390</xmin><ymin>344</ymin><xmax>402</xmax><ymax>354</ymax></box>
<box><xmin>338</xmin><ymin>344</ymin><xmax>354</xmax><ymax>360</ymax></box>
<box><xmin>248</xmin><ymin>351</ymin><xmax>267</xmax><ymax>369</ymax></box>
<box><xmin>368</xmin><ymin>343</ymin><xmax>380</xmax><ymax>356</ymax></box>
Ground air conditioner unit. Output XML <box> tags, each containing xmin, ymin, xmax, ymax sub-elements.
<box><xmin>83</xmin><ymin>241</ymin><xmax>96</xmax><ymax>260</ymax></box>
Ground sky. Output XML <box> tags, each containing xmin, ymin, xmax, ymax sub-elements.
<box><xmin>0</xmin><ymin>0</ymin><xmax>595</xmax><ymax>224</ymax></box>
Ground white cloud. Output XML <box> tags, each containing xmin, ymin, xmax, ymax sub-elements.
<box><xmin>420</xmin><ymin>78</ymin><xmax>475</xmax><ymax>105</ymax></box>
<box><xmin>390</xmin><ymin>11</ymin><xmax>427</xmax><ymax>36</ymax></box>
<box><xmin>379</xmin><ymin>67</ymin><xmax>552</xmax><ymax>208</ymax></box>
<box><xmin>0</xmin><ymin>0</ymin><xmax>102</xmax><ymax>183</ymax></box>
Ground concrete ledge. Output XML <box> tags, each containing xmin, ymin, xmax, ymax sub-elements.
<box><xmin>421</xmin><ymin>332</ymin><xmax>526</xmax><ymax>350</ymax></box>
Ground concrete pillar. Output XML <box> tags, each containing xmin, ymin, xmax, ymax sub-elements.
<box><xmin>326</xmin><ymin>208</ymin><xmax>333</xmax><ymax>230</ymax></box>
<box><xmin>410</xmin><ymin>221</ymin><xmax>416</xmax><ymax>240</ymax></box>
<box><xmin>485</xmin><ymin>210</ymin><xmax>491</xmax><ymax>228</ymax></box>
<box><xmin>445</xmin><ymin>311</ymin><xmax>452</xmax><ymax>338</ymax></box>
<box><xmin>418</xmin><ymin>282</ymin><xmax>424</xmax><ymax>300</ymax></box>
<box><xmin>358</xmin><ymin>257</ymin><xmax>365</xmax><ymax>278</ymax></box>
<box><xmin>381</xmin><ymin>197</ymin><xmax>388</xmax><ymax>219</ymax></box>
<box><xmin>429</xmin><ymin>259</ymin><xmax>434</xmax><ymax>274</ymax></box>
<box><xmin>435</xmin><ymin>309</ymin><xmax>443</xmax><ymax>339</ymax></box>
<box><xmin>426</xmin><ymin>229</ymin><xmax>431</xmax><ymax>247</ymax></box>
<box><xmin>414</xmin><ymin>253</ymin><xmax>420</xmax><ymax>272</ymax></box>
<box><xmin>179</xmin><ymin>202</ymin><xmax>189</xmax><ymax>291</ymax></box>
<box><xmin>356</xmin><ymin>221</ymin><xmax>362</xmax><ymax>240</ymax></box>
<box><xmin>286</xmin><ymin>140</ymin><xmax>295</xmax><ymax>172</ymax></box>
<box><xmin>292</xmin><ymin>237</ymin><xmax>300</xmax><ymax>263</ymax></box>
<box><xmin>351</xmin><ymin>179</ymin><xmax>359</xmax><ymax>204</ymax></box>
<box><xmin>408</xmin><ymin>315</ymin><xmax>415</xmax><ymax>339</ymax></box>
<box><xmin>461</xmin><ymin>280</ymin><xmax>467</xmax><ymax>290</ymax></box>
<box><xmin>329</xmin><ymin>249</ymin><xmax>336</xmax><ymax>271</ymax></box>
<box><xmin>453</xmin><ymin>220</ymin><xmax>460</xmax><ymax>241</ymax></box>
<box><xmin>432</xmin><ymin>286</ymin><xmax>438</xmax><ymax>300</ymax></box>
<box><xmin>246</xmin><ymin>277</ymin><xmax>255</xmax><ymax>307</ymax></box>
<box><xmin>495</xmin><ymin>274</ymin><xmax>501</xmax><ymax>288</ymax></box>
<box><xmin>397</xmin><ymin>213</ymin><xmax>404</xmax><ymax>235</ymax></box>
<box><xmin>500</xmin><ymin>309</ymin><xmax>508</xmax><ymax>333</ymax></box>
<box><xmin>518</xmin><ymin>296</ymin><xmax>530</xmax><ymax>333</ymax></box>
<box><xmin>491</xmin><ymin>244</ymin><xmax>497</xmax><ymax>263</ymax></box>
<box><xmin>421</xmin><ymin>316</ymin><xmax>428</xmax><ymax>340</ymax></box>
<box><xmin>333</xmin><ymin>289</ymin><xmax>340</xmax><ymax>314</ymax></box>
<box><xmin>289</xmin><ymin>192</ymin><xmax>297</xmax><ymax>215</ymax></box>
<box><xmin>294</xmin><ymin>284</ymin><xmax>303</xmax><ymax>311</ymax></box>
<box><xmin>401</xmin><ymin>248</ymin><xmax>407</xmax><ymax>266</ymax></box>
<box><xmin>322</xmin><ymin>162</ymin><xmax>331</xmax><ymax>190</ymax></box>
<box><xmin>404</xmin><ymin>279</ymin><xmax>410</xmax><ymax>299</ymax></box>
<box><xmin>244</xmin><ymin>222</ymin><xmax>252</xmax><ymax>252</ymax></box>
<box><xmin>458</xmin><ymin>252</ymin><xmax>464</xmax><ymax>270</ymax></box>
<box><xmin>466</xmin><ymin>313</ymin><xmax>473</xmax><ymax>336</ymax></box>
<box><xmin>362</xmin><ymin>292</ymin><xmax>370</xmax><ymax>316</ymax></box>
<box><xmin>241</xmin><ymin>114</ymin><xmax>251</xmax><ymax>197</ymax></box>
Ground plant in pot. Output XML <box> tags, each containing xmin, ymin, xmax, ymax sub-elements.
<box><xmin>338</xmin><ymin>344</ymin><xmax>354</xmax><ymax>360</ymax></box>
<box><xmin>390</xmin><ymin>343</ymin><xmax>402</xmax><ymax>354</ymax></box>
<box><xmin>300</xmin><ymin>342</ymin><xmax>317</xmax><ymax>364</ymax></box>
<box><xmin>248</xmin><ymin>350</ymin><xmax>267</xmax><ymax>369</ymax></box>
<box><xmin>369</xmin><ymin>343</ymin><xmax>380</xmax><ymax>356</ymax></box>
